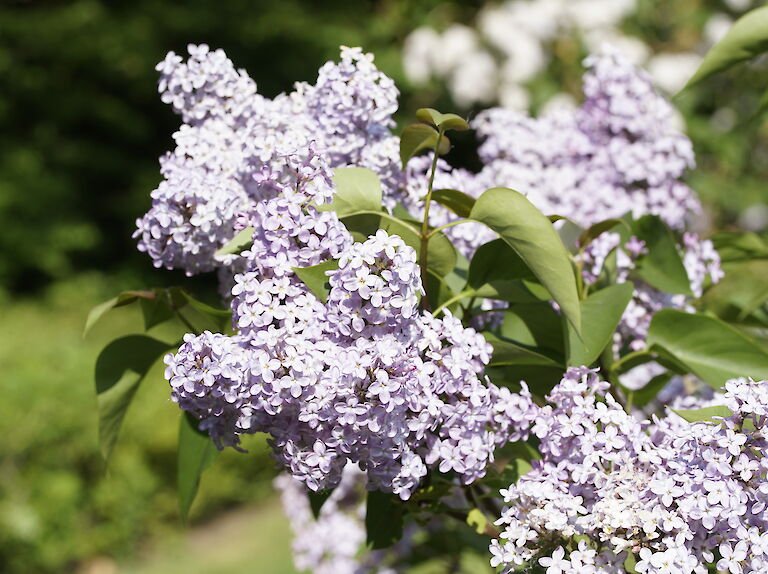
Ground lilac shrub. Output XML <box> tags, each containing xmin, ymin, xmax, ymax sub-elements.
<box><xmin>89</xmin><ymin>25</ymin><xmax>768</xmax><ymax>574</ymax></box>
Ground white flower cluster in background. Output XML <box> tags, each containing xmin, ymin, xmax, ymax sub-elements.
<box><xmin>402</xmin><ymin>0</ymin><xmax>758</xmax><ymax>109</ymax></box>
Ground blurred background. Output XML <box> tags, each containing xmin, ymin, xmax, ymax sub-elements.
<box><xmin>1</xmin><ymin>0</ymin><xmax>765</xmax><ymax>572</ymax></box>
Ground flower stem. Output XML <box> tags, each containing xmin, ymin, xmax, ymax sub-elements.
<box><xmin>419</xmin><ymin>128</ymin><xmax>445</xmax><ymax>310</ymax></box>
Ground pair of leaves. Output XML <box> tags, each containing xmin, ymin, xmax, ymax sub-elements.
<box><xmin>400</xmin><ymin>108</ymin><xmax>469</xmax><ymax>168</ymax></box>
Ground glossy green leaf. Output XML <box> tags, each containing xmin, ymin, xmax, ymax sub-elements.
<box><xmin>178</xmin><ymin>412</ymin><xmax>219</xmax><ymax>522</ymax></box>
<box><xmin>415</xmin><ymin>108</ymin><xmax>469</xmax><ymax>131</ymax></box>
<box><xmin>566</xmin><ymin>283</ymin><xmax>634</xmax><ymax>367</ymax></box>
<box><xmin>308</xmin><ymin>489</ymin><xmax>335</xmax><ymax>519</ymax></box>
<box><xmin>84</xmin><ymin>290</ymin><xmax>156</xmax><ymax>336</ymax></box>
<box><xmin>467</xmin><ymin>238</ymin><xmax>534</xmax><ymax>300</ymax></box>
<box><xmin>293</xmin><ymin>260</ymin><xmax>340</xmax><ymax>303</ymax></box>
<box><xmin>647</xmin><ymin>309</ymin><xmax>768</xmax><ymax>387</ymax></box>
<box><xmin>169</xmin><ymin>288</ymin><xmax>233</xmax><ymax>334</ymax></box>
<box><xmin>366</xmin><ymin>491</ymin><xmax>403</xmax><ymax>549</ymax></box>
<box><xmin>485</xmin><ymin>333</ymin><xmax>563</xmax><ymax>367</ymax></box>
<box><xmin>95</xmin><ymin>335</ymin><xmax>175</xmax><ymax>459</ymax></box>
<box><xmin>431</xmin><ymin>188</ymin><xmax>476</xmax><ymax>218</ymax></box>
<box><xmin>214</xmin><ymin>227</ymin><xmax>254</xmax><ymax>257</ymax></box>
<box><xmin>399</xmin><ymin>123</ymin><xmax>451</xmax><ymax>168</ymax></box>
<box><xmin>500</xmin><ymin>303</ymin><xmax>564</xmax><ymax>357</ymax></box>
<box><xmin>686</xmin><ymin>6</ymin><xmax>768</xmax><ymax>88</ymax></box>
<box><xmin>470</xmin><ymin>187</ymin><xmax>581</xmax><ymax>333</ymax></box>
<box><xmin>317</xmin><ymin>167</ymin><xmax>383</xmax><ymax>218</ymax></box>
<box><xmin>672</xmin><ymin>406</ymin><xmax>733</xmax><ymax>423</ymax></box>
<box><xmin>631</xmin><ymin>215</ymin><xmax>692</xmax><ymax>296</ymax></box>
<box><xmin>577</xmin><ymin>218</ymin><xmax>625</xmax><ymax>248</ymax></box>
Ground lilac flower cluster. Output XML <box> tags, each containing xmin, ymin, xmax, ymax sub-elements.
<box><xmin>166</xmin><ymin>209</ymin><xmax>534</xmax><ymax>499</ymax></box>
<box><xmin>136</xmin><ymin>45</ymin><xmax>400</xmax><ymax>275</ymax></box>
<box><xmin>474</xmin><ymin>47</ymin><xmax>699</xmax><ymax>231</ymax></box>
<box><xmin>490</xmin><ymin>368</ymin><xmax>768</xmax><ymax>574</ymax></box>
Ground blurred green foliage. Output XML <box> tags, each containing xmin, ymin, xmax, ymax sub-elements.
<box><xmin>0</xmin><ymin>275</ymin><xmax>283</xmax><ymax>573</ymax></box>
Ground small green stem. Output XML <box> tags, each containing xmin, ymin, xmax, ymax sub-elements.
<box><xmin>426</xmin><ymin>218</ymin><xmax>471</xmax><ymax>239</ymax></box>
<box><xmin>419</xmin><ymin>128</ymin><xmax>445</xmax><ymax>310</ymax></box>
<box><xmin>433</xmin><ymin>290</ymin><xmax>473</xmax><ymax>317</ymax></box>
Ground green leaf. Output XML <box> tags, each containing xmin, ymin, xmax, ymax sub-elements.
<box><xmin>178</xmin><ymin>412</ymin><xmax>219</xmax><ymax>522</ymax></box>
<box><xmin>139</xmin><ymin>292</ymin><xmax>176</xmax><ymax>331</ymax></box>
<box><xmin>84</xmin><ymin>290</ymin><xmax>156</xmax><ymax>336</ymax></box>
<box><xmin>467</xmin><ymin>238</ymin><xmax>535</xmax><ymax>300</ymax></box>
<box><xmin>500</xmin><ymin>303</ymin><xmax>565</xmax><ymax>357</ymax></box>
<box><xmin>366</xmin><ymin>490</ymin><xmax>403</xmax><ymax>549</ymax></box>
<box><xmin>469</xmin><ymin>187</ymin><xmax>581</xmax><ymax>333</ymax></box>
<box><xmin>95</xmin><ymin>335</ymin><xmax>175</xmax><ymax>460</ymax></box>
<box><xmin>170</xmin><ymin>288</ymin><xmax>233</xmax><ymax>334</ymax></box>
<box><xmin>308</xmin><ymin>489</ymin><xmax>335</xmax><ymax>519</ymax></box>
<box><xmin>685</xmin><ymin>6</ymin><xmax>768</xmax><ymax>88</ymax></box>
<box><xmin>415</xmin><ymin>108</ymin><xmax>469</xmax><ymax>131</ymax></box>
<box><xmin>293</xmin><ymin>260</ymin><xmax>340</xmax><ymax>304</ymax></box>
<box><xmin>702</xmin><ymin>259</ymin><xmax>768</xmax><ymax>325</ymax></box>
<box><xmin>631</xmin><ymin>215</ymin><xmax>692</xmax><ymax>296</ymax></box>
<box><xmin>485</xmin><ymin>333</ymin><xmax>563</xmax><ymax>367</ymax></box>
<box><xmin>214</xmin><ymin>227</ymin><xmax>254</xmax><ymax>257</ymax></box>
<box><xmin>399</xmin><ymin>124</ymin><xmax>451</xmax><ymax>168</ymax></box>
<box><xmin>466</xmin><ymin>508</ymin><xmax>488</xmax><ymax>535</ymax></box>
<box><xmin>566</xmin><ymin>283</ymin><xmax>634</xmax><ymax>367</ymax></box>
<box><xmin>431</xmin><ymin>188</ymin><xmax>476</xmax><ymax>218</ymax></box>
<box><xmin>711</xmin><ymin>231</ymin><xmax>768</xmax><ymax>261</ymax></box>
<box><xmin>318</xmin><ymin>167</ymin><xmax>383</xmax><ymax>217</ymax></box>
<box><xmin>426</xmin><ymin>270</ymin><xmax>459</xmax><ymax>313</ymax></box>
<box><xmin>647</xmin><ymin>309</ymin><xmax>768</xmax><ymax>387</ymax></box>
<box><xmin>577</xmin><ymin>218</ymin><xmax>626</xmax><ymax>248</ymax></box>
<box><xmin>632</xmin><ymin>372</ymin><xmax>674</xmax><ymax>408</ymax></box>
<box><xmin>672</xmin><ymin>406</ymin><xmax>734</xmax><ymax>423</ymax></box>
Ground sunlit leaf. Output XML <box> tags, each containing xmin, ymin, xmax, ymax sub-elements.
<box><xmin>470</xmin><ymin>188</ymin><xmax>581</xmax><ymax>333</ymax></box>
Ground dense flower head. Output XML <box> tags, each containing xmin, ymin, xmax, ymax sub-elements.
<box><xmin>473</xmin><ymin>48</ymin><xmax>699</xmax><ymax>231</ymax></box>
<box><xmin>165</xmin><ymin>220</ymin><xmax>532</xmax><ymax>498</ymax></box>
<box><xmin>156</xmin><ymin>43</ymin><xmax>259</xmax><ymax>125</ymax></box>
<box><xmin>490</xmin><ymin>369</ymin><xmax>768</xmax><ymax>574</ymax></box>
<box><xmin>139</xmin><ymin>44</ymin><xmax>400</xmax><ymax>275</ymax></box>
<box><xmin>302</xmin><ymin>46</ymin><xmax>399</xmax><ymax>166</ymax></box>
<box><xmin>133</xmin><ymin>166</ymin><xmax>249</xmax><ymax>275</ymax></box>
<box><xmin>325</xmin><ymin>230</ymin><xmax>422</xmax><ymax>337</ymax></box>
